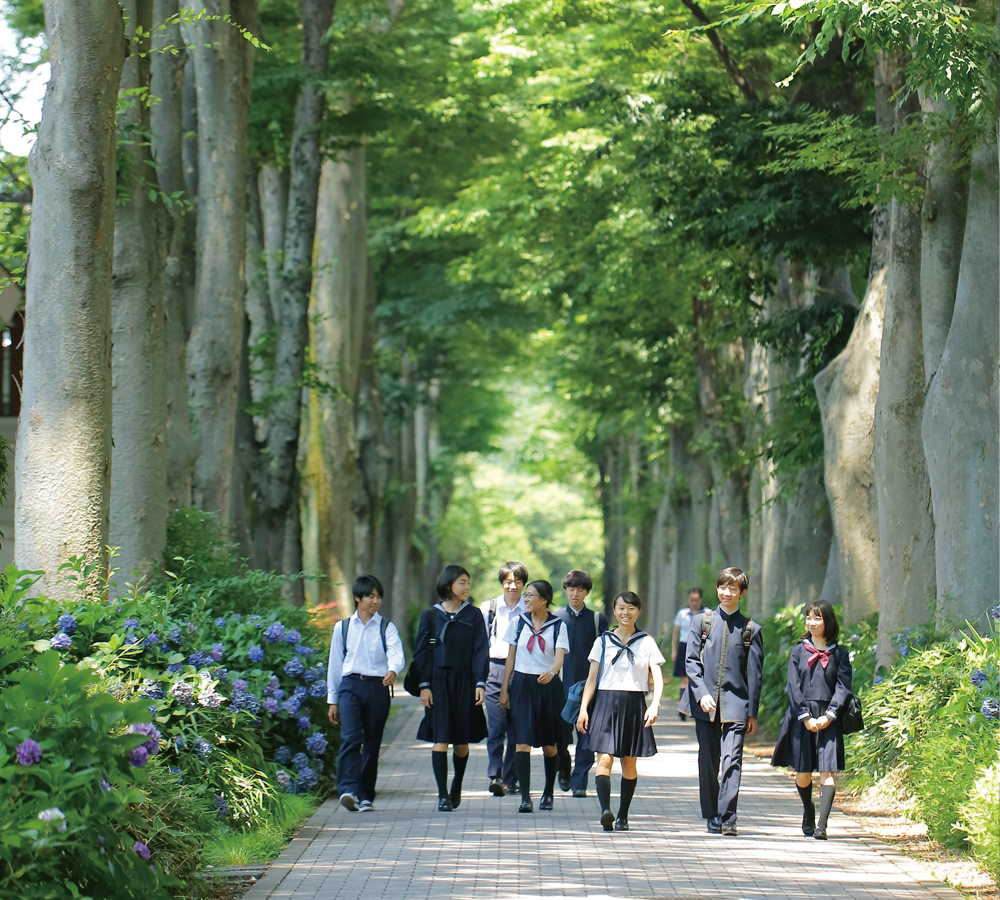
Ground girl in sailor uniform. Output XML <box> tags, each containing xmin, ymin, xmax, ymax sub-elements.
<box><xmin>577</xmin><ymin>591</ymin><xmax>664</xmax><ymax>832</ymax></box>
<box><xmin>414</xmin><ymin>565</ymin><xmax>490</xmax><ymax>811</ymax></box>
<box><xmin>499</xmin><ymin>580</ymin><xmax>570</xmax><ymax>813</ymax></box>
<box><xmin>771</xmin><ymin>599</ymin><xmax>852</xmax><ymax>839</ymax></box>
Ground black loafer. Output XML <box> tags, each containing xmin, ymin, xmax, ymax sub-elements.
<box><xmin>558</xmin><ymin>772</ymin><xmax>571</xmax><ymax>792</ymax></box>
<box><xmin>539</xmin><ymin>794</ymin><xmax>553</xmax><ymax>811</ymax></box>
<box><xmin>813</xmin><ymin>827</ymin><xmax>827</xmax><ymax>840</ymax></box>
<box><xmin>504</xmin><ymin>782</ymin><xmax>518</xmax><ymax>795</ymax></box>
<box><xmin>572</xmin><ymin>789</ymin><xmax>587</xmax><ymax>798</ymax></box>
<box><xmin>707</xmin><ymin>816</ymin><xmax>722</xmax><ymax>834</ymax></box>
<box><xmin>437</xmin><ymin>797</ymin><xmax>453</xmax><ymax>812</ymax></box>
<box><xmin>449</xmin><ymin>786</ymin><xmax>462</xmax><ymax>809</ymax></box>
<box><xmin>614</xmin><ymin>817</ymin><xmax>629</xmax><ymax>831</ymax></box>
<box><xmin>601</xmin><ymin>809</ymin><xmax>614</xmax><ymax>832</ymax></box>
<box><xmin>518</xmin><ymin>799</ymin><xmax>534</xmax><ymax>813</ymax></box>
<box><xmin>722</xmin><ymin>823</ymin><xmax>738</xmax><ymax>836</ymax></box>
<box><xmin>489</xmin><ymin>778</ymin><xmax>507</xmax><ymax>797</ymax></box>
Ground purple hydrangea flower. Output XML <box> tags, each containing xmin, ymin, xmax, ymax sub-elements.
<box><xmin>38</xmin><ymin>808</ymin><xmax>67</xmax><ymax>831</ymax></box>
<box><xmin>989</xmin><ymin>605</ymin><xmax>1000</xmax><ymax>622</ymax></box>
<box><xmin>16</xmin><ymin>739</ymin><xmax>42</xmax><ymax>766</ymax></box>
<box><xmin>274</xmin><ymin>745</ymin><xmax>292</xmax><ymax>764</ymax></box>
<box><xmin>283</xmin><ymin>658</ymin><xmax>305</xmax><ymax>677</ymax></box>
<box><xmin>100</xmin><ymin>779</ymin><xmax>112</xmax><ymax>791</ymax></box>
<box><xmin>971</xmin><ymin>670</ymin><xmax>988</xmax><ymax>687</ymax></box>
<box><xmin>309</xmin><ymin>680</ymin><xmax>327</xmax><ymax>698</ymax></box>
<box><xmin>265</xmin><ymin>676</ymin><xmax>280</xmax><ymax>694</ymax></box>
<box><xmin>305</xmin><ymin>732</ymin><xmax>328</xmax><ymax>757</ymax></box>
<box><xmin>294</xmin><ymin>644</ymin><xmax>315</xmax><ymax>656</ymax></box>
<box><xmin>281</xmin><ymin>696</ymin><xmax>301</xmax><ymax>716</ymax></box>
<box><xmin>284</xmin><ymin>629</ymin><xmax>302</xmax><ymax>644</ymax></box>
<box><xmin>981</xmin><ymin>697</ymin><xmax>999</xmax><ymax>720</ymax></box>
<box><xmin>129</xmin><ymin>723</ymin><xmax>162</xmax><ymax>756</ymax></box>
<box><xmin>192</xmin><ymin>738</ymin><xmax>213</xmax><ymax>759</ymax></box>
<box><xmin>168</xmin><ymin>627</ymin><xmax>184</xmax><ymax>645</ymax></box>
<box><xmin>215</xmin><ymin>617</ymin><xmax>227</xmax><ymax>628</ymax></box>
<box><xmin>133</xmin><ymin>841</ymin><xmax>151</xmax><ymax>860</ymax></box>
<box><xmin>262</xmin><ymin>697</ymin><xmax>279</xmax><ymax>714</ymax></box>
<box><xmin>51</xmin><ymin>632</ymin><xmax>72</xmax><ymax>651</ymax></box>
<box><xmin>124</xmin><ymin>618</ymin><xmax>140</xmax><ymax>629</ymax></box>
<box><xmin>56</xmin><ymin>614</ymin><xmax>77</xmax><ymax>635</ymax></box>
<box><xmin>232</xmin><ymin>678</ymin><xmax>248</xmax><ymax>692</ymax></box>
<box><xmin>129</xmin><ymin>746</ymin><xmax>149</xmax><ymax>768</ymax></box>
<box><xmin>263</xmin><ymin>622</ymin><xmax>284</xmax><ymax>643</ymax></box>
<box><xmin>297</xmin><ymin>715</ymin><xmax>311</xmax><ymax>731</ymax></box>
<box><xmin>272</xmin><ymin>687</ymin><xmax>285</xmax><ymax>701</ymax></box>
<box><xmin>210</xmin><ymin>643</ymin><xmax>224</xmax><ymax>662</ymax></box>
<box><xmin>248</xmin><ymin>645</ymin><xmax>264</xmax><ymax>663</ymax></box>
<box><xmin>174</xmin><ymin>735</ymin><xmax>186</xmax><ymax>750</ymax></box>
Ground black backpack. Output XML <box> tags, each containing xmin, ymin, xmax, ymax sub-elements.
<box><xmin>340</xmin><ymin>615</ymin><xmax>390</xmax><ymax>656</ymax></box>
<box><xmin>403</xmin><ymin>608</ymin><xmax>438</xmax><ymax>697</ymax></box>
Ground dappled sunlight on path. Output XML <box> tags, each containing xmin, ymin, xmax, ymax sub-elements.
<box><xmin>243</xmin><ymin>698</ymin><xmax>961</xmax><ymax>900</ymax></box>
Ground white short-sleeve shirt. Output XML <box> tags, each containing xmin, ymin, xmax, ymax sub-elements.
<box><xmin>673</xmin><ymin>607</ymin><xmax>695</xmax><ymax>644</ymax></box>
<box><xmin>588</xmin><ymin>631</ymin><xmax>665</xmax><ymax>692</ymax></box>
<box><xmin>503</xmin><ymin>613</ymin><xmax>571</xmax><ymax>675</ymax></box>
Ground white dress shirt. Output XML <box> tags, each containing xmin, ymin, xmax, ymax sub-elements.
<box><xmin>327</xmin><ymin>611</ymin><xmax>406</xmax><ymax>704</ymax></box>
<box><xmin>589</xmin><ymin>631</ymin><xmax>664</xmax><ymax>692</ymax></box>
<box><xmin>503</xmin><ymin>613</ymin><xmax>571</xmax><ymax>675</ymax></box>
<box><xmin>482</xmin><ymin>594</ymin><xmax>527</xmax><ymax>661</ymax></box>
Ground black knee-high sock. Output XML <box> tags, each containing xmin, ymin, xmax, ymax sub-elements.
<box><xmin>432</xmin><ymin>751</ymin><xmax>449</xmax><ymax>799</ymax></box>
<box><xmin>515</xmin><ymin>751</ymin><xmax>532</xmax><ymax>801</ymax></box>
<box><xmin>797</xmin><ymin>783</ymin><xmax>815</xmax><ymax>828</ymax></box>
<box><xmin>817</xmin><ymin>784</ymin><xmax>836</xmax><ymax>830</ymax></box>
<box><xmin>452</xmin><ymin>751</ymin><xmax>469</xmax><ymax>790</ymax></box>
<box><xmin>543</xmin><ymin>753</ymin><xmax>558</xmax><ymax>795</ymax></box>
<box><xmin>595</xmin><ymin>774</ymin><xmax>612</xmax><ymax>813</ymax></box>
<box><xmin>618</xmin><ymin>777</ymin><xmax>637</xmax><ymax>820</ymax></box>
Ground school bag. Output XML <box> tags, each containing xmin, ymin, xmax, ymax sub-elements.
<box><xmin>402</xmin><ymin>608</ymin><xmax>438</xmax><ymax>697</ymax></box>
<box><xmin>697</xmin><ymin>607</ymin><xmax>755</xmax><ymax>659</ymax></box>
<box><xmin>836</xmin><ymin>646</ymin><xmax>865</xmax><ymax>734</ymax></box>
<box><xmin>560</xmin><ymin>633</ymin><xmax>608</xmax><ymax>725</ymax></box>
<box><xmin>340</xmin><ymin>614</ymin><xmax>390</xmax><ymax>656</ymax></box>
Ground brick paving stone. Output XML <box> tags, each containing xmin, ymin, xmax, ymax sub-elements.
<box><xmin>242</xmin><ymin>697</ymin><xmax>962</xmax><ymax>900</ymax></box>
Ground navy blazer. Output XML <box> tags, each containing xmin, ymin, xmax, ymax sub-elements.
<box><xmin>685</xmin><ymin>607</ymin><xmax>764</xmax><ymax>723</ymax></box>
<box><xmin>785</xmin><ymin>640</ymin><xmax>852</xmax><ymax>720</ymax></box>
<box><xmin>554</xmin><ymin>605</ymin><xmax>609</xmax><ymax>691</ymax></box>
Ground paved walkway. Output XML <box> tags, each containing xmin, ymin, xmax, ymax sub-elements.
<box><xmin>244</xmin><ymin>697</ymin><xmax>959</xmax><ymax>900</ymax></box>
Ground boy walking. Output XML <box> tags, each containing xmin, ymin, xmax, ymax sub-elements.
<box><xmin>685</xmin><ymin>566</ymin><xmax>763</xmax><ymax>836</ymax></box>
<box><xmin>328</xmin><ymin>575</ymin><xmax>406</xmax><ymax>812</ymax></box>
<box><xmin>482</xmin><ymin>561</ymin><xmax>528</xmax><ymax>795</ymax></box>
<box><xmin>554</xmin><ymin>570</ymin><xmax>608</xmax><ymax>796</ymax></box>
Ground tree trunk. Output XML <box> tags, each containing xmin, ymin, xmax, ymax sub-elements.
<box><xmin>922</xmin><ymin>141</ymin><xmax>1000</xmax><ymax>622</ymax></box>
<box><xmin>598</xmin><ymin>436</ymin><xmax>628</xmax><ymax>615</ymax></box>
<box><xmin>182</xmin><ymin>0</ymin><xmax>257</xmax><ymax>518</ymax></box>
<box><xmin>110</xmin><ymin>0</ymin><xmax>169</xmax><ymax>586</ymax></box>
<box><xmin>16</xmin><ymin>1</ymin><xmax>126</xmax><ymax>597</ymax></box>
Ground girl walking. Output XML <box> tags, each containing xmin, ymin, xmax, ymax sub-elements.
<box><xmin>499</xmin><ymin>580</ymin><xmax>570</xmax><ymax>812</ymax></box>
<box><xmin>577</xmin><ymin>591</ymin><xmax>664</xmax><ymax>832</ymax></box>
<box><xmin>414</xmin><ymin>565</ymin><xmax>490</xmax><ymax>811</ymax></box>
<box><xmin>771</xmin><ymin>599</ymin><xmax>853</xmax><ymax>839</ymax></box>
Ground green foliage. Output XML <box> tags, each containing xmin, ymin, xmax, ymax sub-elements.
<box><xmin>202</xmin><ymin>793</ymin><xmax>315</xmax><ymax>867</ymax></box>
<box><xmin>960</xmin><ymin>761</ymin><xmax>1000</xmax><ymax>878</ymax></box>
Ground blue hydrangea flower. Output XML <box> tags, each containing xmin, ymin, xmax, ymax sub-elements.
<box><xmin>215</xmin><ymin>617</ymin><xmax>227</xmax><ymax>628</ymax></box>
<box><xmin>56</xmin><ymin>614</ymin><xmax>77</xmax><ymax>635</ymax></box>
<box><xmin>282</xmin><ymin>696</ymin><xmax>301</xmax><ymax>716</ymax></box>
<box><xmin>263</xmin><ymin>622</ymin><xmax>285</xmax><ymax>643</ymax></box>
<box><xmin>297</xmin><ymin>715</ymin><xmax>311</xmax><ymax>731</ymax></box>
<box><xmin>124</xmin><ymin>618</ymin><xmax>140</xmax><ymax>629</ymax></box>
<box><xmin>971</xmin><ymin>670</ymin><xmax>988</xmax><ymax>687</ymax></box>
<box><xmin>210</xmin><ymin>643</ymin><xmax>224</xmax><ymax>662</ymax></box>
<box><xmin>262</xmin><ymin>697</ymin><xmax>279</xmax><ymax>714</ymax></box>
<box><xmin>264</xmin><ymin>676</ymin><xmax>280</xmax><ymax>694</ymax></box>
<box><xmin>272</xmin><ymin>687</ymin><xmax>285</xmax><ymax>701</ymax></box>
<box><xmin>274</xmin><ymin>745</ymin><xmax>292</xmax><ymax>764</ymax></box>
<box><xmin>231</xmin><ymin>690</ymin><xmax>260</xmax><ymax>714</ymax></box>
<box><xmin>283</xmin><ymin>658</ymin><xmax>305</xmax><ymax>677</ymax></box>
<box><xmin>214</xmin><ymin>794</ymin><xmax>229</xmax><ymax>820</ymax></box>
<box><xmin>305</xmin><ymin>732</ymin><xmax>327</xmax><ymax>757</ymax></box>
<box><xmin>298</xmin><ymin>767</ymin><xmax>318</xmax><ymax>790</ymax></box>
<box><xmin>989</xmin><ymin>606</ymin><xmax>1000</xmax><ymax>622</ymax></box>
<box><xmin>193</xmin><ymin>738</ymin><xmax>213</xmax><ymax>759</ymax></box>
<box><xmin>168</xmin><ymin>627</ymin><xmax>184</xmax><ymax>645</ymax></box>
<box><xmin>276</xmin><ymin>770</ymin><xmax>292</xmax><ymax>792</ymax></box>
<box><xmin>873</xmin><ymin>675</ymin><xmax>884</xmax><ymax>685</ymax></box>
<box><xmin>897</xmin><ymin>644</ymin><xmax>910</xmax><ymax>657</ymax></box>
<box><xmin>37</xmin><ymin>808</ymin><xmax>67</xmax><ymax>832</ymax></box>
<box><xmin>291</xmin><ymin>751</ymin><xmax>310</xmax><ymax>772</ymax></box>
<box><xmin>284</xmin><ymin>629</ymin><xmax>302</xmax><ymax>644</ymax></box>
<box><xmin>100</xmin><ymin>779</ymin><xmax>112</xmax><ymax>791</ymax></box>
<box><xmin>129</xmin><ymin>746</ymin><xmax>149</xmax><ymax>767</ymax></box>
<box><xmin>232</xmin><ymin>678</ymin><xmax>248</xmax><ymax>692</ymax></box>
<box><xmin>247</xmin><ymin>614</ymin><xmax>263</xmax><ymax>626</ymax></box>
<box><xmin>248</xmin><ymin>645</ymin><xmax>264</xmax><ymax>663</ymax></box>
<box><xmin>140</xmin><ymin>681</ymin><xmax>165</xmax><ymax>700</ymax></box>
<box><xmin>124</xmin><ymin>634</ymin><xmax>139</xmax><ymax>646</ymax></box>
<box><xmin>143</xmin><ymin>632</ymin><xmax>159</xmax><ymax>647</ymax></box>
<box><xmin>302</xmin><ymin>665</ymin><xmax>318</xmax><ymax>683</ymax></box>
<box><xmin>51</xmin><ymin>632</ymin><xmax>72</xmax><ymax>650</ymax></box>
<box><xmin>174</xmin><ymin>735</ymin><xmax>186</xmax><ymax>750</ymax></box>
<box><xmin>168</xmin><ymin>767</ymin><xmax>183</xmax><ymax>784</ymax></box>
<box><xmin>294</xmin><ymin>644</ymin><xmax>315</xmax><ymax>656</ymax></box>
<box><xmin>188</xmin><ymin>651</ymin><xmax>209</xmax><ymax>668</ymax></box>
<box><xmin>309</xmin><ymin>680</ymin><xmax>327</xmax><ymax>698</ymax></box>
<box><xmin>160</xmin><ymin>642</ymin><xmax>170</xmax><ymax>652</ymax></box>
<box><xmin>167</xmin><ymin>663</ymin><xmax>184</xmax><ymax>674</ymax></box>
<box><xmin>981</xmin><ymin>698</ymin><xmax>999</xmax><ymax>720</ymax></box>
<box><xmin>293</xmin><ymin>686</ymin><xmax>308</xmax><ymax>700</ymax></box>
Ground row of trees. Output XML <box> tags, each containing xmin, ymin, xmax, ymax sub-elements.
<box><xmin>3</xmin><ymin>0</ymin><xmax>997</xmax><ymax>660</ymax></box>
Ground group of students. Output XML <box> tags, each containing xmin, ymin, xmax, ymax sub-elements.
<box><xmin>325</xmin><ymin>562</ymin><xmax>853</xmax><ymax>839</ymax></box>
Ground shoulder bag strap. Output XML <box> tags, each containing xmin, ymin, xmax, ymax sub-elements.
<box><xmin>340</xmin><ymin>617</ymin><xmax>350</xmax><ymax>656</ymax></box>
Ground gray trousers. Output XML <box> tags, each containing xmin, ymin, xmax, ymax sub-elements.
<box><xmin>695</xmin><ymin>717</ymin><xmax>747</xmax><ymax>825</ymax></box>
<box><xmin>485</xmin><ymin>660</ymin><xmax>516</xmax><ymax>784</ymax></box>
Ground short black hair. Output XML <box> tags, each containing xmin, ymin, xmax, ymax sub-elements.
<box><xmin>614</xmin><ymin>591</ymin><xmax>642</xmax><ymax>612</ymax></box>
<box><xmin>437</xmin><ymin>565</ymin><xmax>471</xmax><ymax>601</ymax></box>
<box><xmin>717</xmin><ymin>566</ymin><xmax>749</xmax><ymax>593</ymax></box>
<box><xmin>352</xmin><ymin>574</ymin><xmax>384</xmax><ymax>604</ymax></box>
<box><xmin>803</xmin><ymin>599</ymin><xmax>840</xmax><ymax>643</ymax></box>
<box><xmin>525</xmin><ymin>580</ymin><xmax>554</xmax><ymax>606</ymax></box>
<box><xmin>688</xmin><ymin>587</ymin><xmax>703</xmax><ymax>599</ymax></box>
<box><xmin>498</xmin><ymin>561</ymin><xmax>529</xmax><ymax>585</ymax></box>
<box><xmin>562</xmin><ymin>570</ymin><xmax>593</xmax><ymax>591</ymax></box>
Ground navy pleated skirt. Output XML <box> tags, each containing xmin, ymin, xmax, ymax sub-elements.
<box><xmin>582</xmin><ymin>689</ymin><xmax>657</xmax><ymax>758</ymax></box>
<box><xmin>771</xmin><ymin>700</ymin><xmax>845</xmax><ymax>772</ymax></box>
<box><xmin>417</xmin><ymin>666</ymin><xmax>488</xmax><ymax>745</ymax></box>
<box><xmin>509</xmin><ymin>671</ymin><xmax>564</xmax><ymax>747</ymax></box>
<box><xmin>672</xmin><ymin>642</ymin><xmax>687</xmax><ymax>677</ymax></box>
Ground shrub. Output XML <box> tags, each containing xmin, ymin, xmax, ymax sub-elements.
<box><xmin>960</xmin><ymin>761</ymin><xmax>1000</xmax><ymax>878</ymax></box>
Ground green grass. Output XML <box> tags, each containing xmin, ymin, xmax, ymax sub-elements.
<box><xmin>202</xmin><ymin>793</ymin><xmax>317</xmax><ymax>867</ymax></box>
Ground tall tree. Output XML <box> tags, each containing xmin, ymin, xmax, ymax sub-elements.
<box><xmin>110</xmin><ymin>0</ymin><xmax>170</xmax><ymax>585</ymax></box>
<box><xmin>15</xmin><ymin>1</ymin><xmax>126</xmax><ymax>597</ymax></box>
